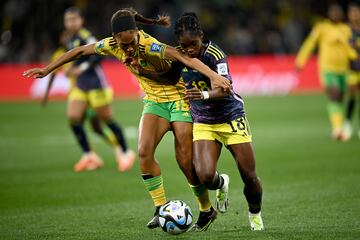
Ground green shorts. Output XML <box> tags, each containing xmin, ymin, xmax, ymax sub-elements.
<box><xmin>321</xmin><ymin>71</ymin><xmax>347</xmax><ymax>92</ymax></box>
<box><xmin>142</xmin><ymin>99</ymin><xmax>193</xmax><ymax>122</ymax></box>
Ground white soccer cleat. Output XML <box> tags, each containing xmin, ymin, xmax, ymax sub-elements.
<box><xmin>215</xmin><ymin>173</ymin><xmax>229</xmax><ymax>213</ymax></box>
<box><xmin>248</xmin><ymin>211</ymin><xmax>264</xmax><ymax>231</ymax></box>
<box><xmin>341</xmin><ymin>121</ymin><xmax>353</xmax><ymax>141</ymax></box>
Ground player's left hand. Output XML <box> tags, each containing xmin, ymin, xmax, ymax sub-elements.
<box><xmin>186</xmin><ymin>88</ymin><xmax>203</xmax><ymax>100</ymax></box>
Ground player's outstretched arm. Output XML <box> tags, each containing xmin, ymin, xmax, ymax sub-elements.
<box><xmin>186</xmin><ymin>87</ymin><xmax>228</xmax><ymax>100</ymax></box>
<box><xmin>23</xmin><ymin>43</ymin><xmax>97</xmax><ymax>78</ymax></box>
<box><xmin>163</xmin><ymin>46</ymin><xmax>231</xmax><ymax>92</ymax></box>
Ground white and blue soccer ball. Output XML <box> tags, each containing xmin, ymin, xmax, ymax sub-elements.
<box><xmin>158</xmin><ymin>200</ymin><xmax>193</xmax><ymax>234</ymax></box>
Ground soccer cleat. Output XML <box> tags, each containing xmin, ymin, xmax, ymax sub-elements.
<box><xmin>248</xmin><ymin>211</ymin><xmax>264</xmax><ymax>231</ymax></box>
<box><xmin>331</xmin><ymin>128</ymin><xmax>346</xmax><ymax>141</ymax></box>
<box><xmin>115</xmin><ymin>148</ymin><xmax>136</xmax><ymax>172</ymax></box>
<box><xmin>74</xmin><ymin>152</ymin><xmax>103</xmax><ymax>172</ymax></box>
<box><xmin>341</xmin><ymin>121</ymin><xmax>353</xmax><ymax>141</ymax></box>
<box><xmin>147</xmin><ymin>206</ymin><xmax>160</xmax><ymax>229</ymax></box>
<box><xmin>187</xmin><ymin>207</ymin><xmax>217</xmax><ymax>232</ymax></box>
<box><xmin>216</xmin><ymin>173</ymin><xmax>230</xmax><ymax>213</ymax></box>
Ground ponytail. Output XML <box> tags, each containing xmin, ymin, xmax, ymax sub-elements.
<box><xmin>111</xmin><ymin>8</ymin><xmax>171</xmax><ymax>34</ymax></box>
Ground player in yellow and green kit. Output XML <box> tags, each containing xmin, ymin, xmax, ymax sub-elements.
<box><xmin>343</xmin><ymin>3</ymin><xmax>360</xmax><ymax>140</ymax></box>
<box><xmin>295</xmin><ymin>3</ymin><xmax>357</xmax><ymax>140</ymax></box>
<box><xmin>23</xmin><ymin>8</ymin><xmax>230</xmax><ymax>231</ymax></box>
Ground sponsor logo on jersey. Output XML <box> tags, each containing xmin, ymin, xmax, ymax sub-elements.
<box><xmin>150</xmin><ymin>43</ymin><xmax>163</xmax><ymax>52</ymax></box>
<box><xmin>217</xmin><ymin>63</ymin><xmax>228</xmax><ymax>75</ymax></box>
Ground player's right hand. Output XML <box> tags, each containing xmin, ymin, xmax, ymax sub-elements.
<box><xmin>23</xmin><ymin>68</ymin><xmax>49</xmax><ymax>78</ymax></box>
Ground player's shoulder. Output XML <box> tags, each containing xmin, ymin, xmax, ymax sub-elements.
<box><xmin>204</xmin><ymin>40</ymin><xmax>226</xmax><ymax>62</ymax></box>
<box><xmin>138</xmin><ymin>30</ymin><xmax>160</xmax><ymax>46</ymax></box>
<box><xmin>95</xmin><ymin>36</ymin><xmax>119</xmax><ymax>55</ymax></box>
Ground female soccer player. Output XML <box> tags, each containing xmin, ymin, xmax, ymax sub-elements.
<box><xmin>23</xmin><ymin>8</ymin><xmax>230</xmax><ymax>231</ymax></box>
<box><xmin>295</xmin><ymin>3</ymin><xmax>357</xmax><ymax>140</ymax></box>
<box><xmin>43</xmin><ymin>31</ymin><xmax>118</xmax><ymax>150</ymax></box>
<box><xmin>130</xmin><ymin>12</ymin><xmax>264</xmax><ymax>231</ymax></box>
<box><xmin>52</xmin><ymin>7</ymin><xmax>135</xmax><ymax>172</ymax></box>
<box><xmin>343</xmin><ymin>3</ymin><xmax>360</xmax><ymax>140</ymax></box>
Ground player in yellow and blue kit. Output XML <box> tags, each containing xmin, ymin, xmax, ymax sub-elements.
<box><xmin>295</xmin><ymin>3</ymin><xmax>357</xmax><ymax>140</ymax></box>
<box><xmin>23</xmin><ymin>8</ymin><xmax>230</xmax><ymax>231</ymax></box>
<box><xmin>53</xmin><ymin>7</ymin><xmax>135</xmax><ymax>172</ymax></box>
<box><xmin>132</xmin><ymin>12</ymin><xmax>264</xmax><ymax>231</ymax></box>
<box><xmin>343</xmin><ymin>3</ymin><xmax>360</xmax><ymax>140</ymax></box>
<box><xmin>42</xmin><ymin>30</ymin><xmax>119</xmax><ymax>155</ymax></box>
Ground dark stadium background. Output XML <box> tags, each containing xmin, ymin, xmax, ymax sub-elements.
<box><xmin>0</xmin><ymin>0</ymin><xmax>355</xmax><ymax>62</ymax></box>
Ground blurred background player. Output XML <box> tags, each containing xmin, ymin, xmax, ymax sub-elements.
<box><xmin>343</xmin><ymin>2</ymin><xmax>360</xmax><ymax>140</ymax></box>
<box><xmin>295</xmin><ymin>3</ymin><xmax>357</xmax><ymax>140</ymax></box>
<box><xmin>59</xmin><ymin>7</ymin><xmax>135</xmax><ymax>172</ymax></box>
<box><xmin>42</xmin><ymin>30</ymin><xmax>120</xmax><ymax>159</ymax></box>
<box><xmin>23</xmin><ymin>7</ymin><xmax>230</xmax><ymax>231</ymax></box>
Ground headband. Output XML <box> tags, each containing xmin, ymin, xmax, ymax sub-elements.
<box><xmin>111</xmin><ymin>15</ymin><xmax>136</xmax><ymax>34</ymax></box>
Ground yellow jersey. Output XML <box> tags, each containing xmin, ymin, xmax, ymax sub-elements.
<box><xmin>94</xmin><ymin>30</ymin><xmax>186</xmax><ymax>102</ymax></box>
<box><xmin>295</xmin><ymin>20</ymin><xmax>357</xmax><ymax>73</ymax></box>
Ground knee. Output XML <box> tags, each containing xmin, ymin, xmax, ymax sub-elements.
<box><xmin>198</xmin><ymin>171</ymin><xmax>216</xmax><ymax>187</ymax></box>
<box><xmin>68</xmin><ymin>114</ymin><xmax>82</xmax><ymax>124</ymax></box>
<box><xmin>138</xmin><ymin>143</ymin><xmax>155</xmax><ymax>163</ymax></box>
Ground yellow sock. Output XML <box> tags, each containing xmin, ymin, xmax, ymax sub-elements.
<box><xmin>103</xmin><ymin>128</ymin><xmax>118</xmax><ymax>147</ymax></box>
<box><xmin>327</xmin><ymin>102</ymin><xmax>344</xmax><ymax>131</ymax></box>
<box><xmin>330</xmin><ymin>112</ymin><xmax>344</xmax><ymax>131</ymax></box>
<box><xmin>189</xmin><ymin>184</ymin><xmax>212</xmax><ymax>212</ymax></box>
<box><xmin>142</xmin><ymin>175</ymin><xmax>166</xmax><ymax>207</ymax></box>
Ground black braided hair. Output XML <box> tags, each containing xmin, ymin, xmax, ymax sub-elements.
<box><xmin>174</xmin><ymin>12</ymin><xmax>203</xmax><ymax>37</ymax></box>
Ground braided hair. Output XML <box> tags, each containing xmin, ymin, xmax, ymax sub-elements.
<box><xmin>174</xmin><ymin>12</ymin><xmax>203</xmax><ymax>38</ymax></box>
<box><xmin>111</xmin><ymin>8</ymin><xmax>171</xmax><ymax>28</ymax></box>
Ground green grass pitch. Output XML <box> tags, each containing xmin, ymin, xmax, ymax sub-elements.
<box><xmin>0</xmin><ymin>94</ymin><xmax>359</xmax><ymax>240</ymax></box>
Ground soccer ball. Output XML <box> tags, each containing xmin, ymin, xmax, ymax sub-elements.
<box><xmin>158</xmin><ymin>200</ymin><xmax>193</xmax><ymax>234</ymax></box>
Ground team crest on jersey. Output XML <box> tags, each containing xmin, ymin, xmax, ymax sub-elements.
<box><xmin>97</xmin><ymin>39</ymin><xmax>105</xmax><ymax>49</ymax></box>
<box><xmin>140</xmin><ymin>59</ymin><xmax>147</xmax><ymax>67</ymax></box>
<box><xmin>150</xmin><ymin>43</ymin><xmax>163</xmax><ymax>52</ymax></box>
<box><xmin>217</xmin><ymin>63</ymin><xmax>228</xmax><ymax>75</ymax></box>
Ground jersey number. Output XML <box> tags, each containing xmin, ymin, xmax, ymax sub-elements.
<box><xmin>175</xmin><ymin>99</ymin><xmax>190</xmax><ymax>111</ymax></box>
<box><xmin>192</xmin><ymin>81</ymin><xmax>210</xmax><ymax>91</ymax></box>
<box><xmin>227</xmin><ymin>117</ymin><xmax>246</xmax><ymax>133</ymax></box>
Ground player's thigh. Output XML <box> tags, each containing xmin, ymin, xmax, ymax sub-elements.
<box><xmin>138</xmin><ymin>114</ymin><xmax>171</xmax><ymax>157</ymax></box>
<box><xmin>88</xmin><ymin>88</ymin><xmax>113</xmax><ymax>120</ymax></box>
<box><xmin>193</xmin><ymin>140</ymin><xmax>222</xmax><ymax>177</ymax></box>
<box><xmin>67</xmin><ymin>88</ymin><xmax>88</xmax><ymax>120</ymax></box>
<box><xmin>171</xmin><ymin>121</ymin><xmax>193</xmax><ymax>156</ymax></box>
<box><xmin>322</xmin><ymin>71</ymin><xmax>345</xmax><ymax>101</ymax></box>
<box><xmin>228</xmin><ymin>142</ymin><xmax>257</xmax><ymax>180</ymax></box>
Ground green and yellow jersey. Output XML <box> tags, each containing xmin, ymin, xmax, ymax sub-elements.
<box><xmin>295</xmin><ymin>20</ymin><xmax>357</xmax><ymax>73</ymax></box>
<box><xmin>94</xmin><ymin>30</ymin><xmax>186</xmax><ymax>103</ymax></box>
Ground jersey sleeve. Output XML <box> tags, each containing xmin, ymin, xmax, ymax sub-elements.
<box><xmin>295</xmin><ymin>22</ymin><xmax>322</xmax><ymax>68</ymax></box>
<box><xmin>94</xmin><ymin>37</ymin><xmax>116</xmax><ymax>56</ymax></box>
<box><xmin>145</xmin><ymin>42</ymin><xmax>167</xmax><ymax>59</ymax></box>
<box><xmin>207</xmin><ymin>47</ymin><xmax>231</xmax><ymax>81</ymax></box>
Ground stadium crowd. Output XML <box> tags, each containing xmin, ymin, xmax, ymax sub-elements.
<box><xmin>0</xmin><ymin>0</ymin><xmax>352</xmax><ymax>62</ymax></box>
